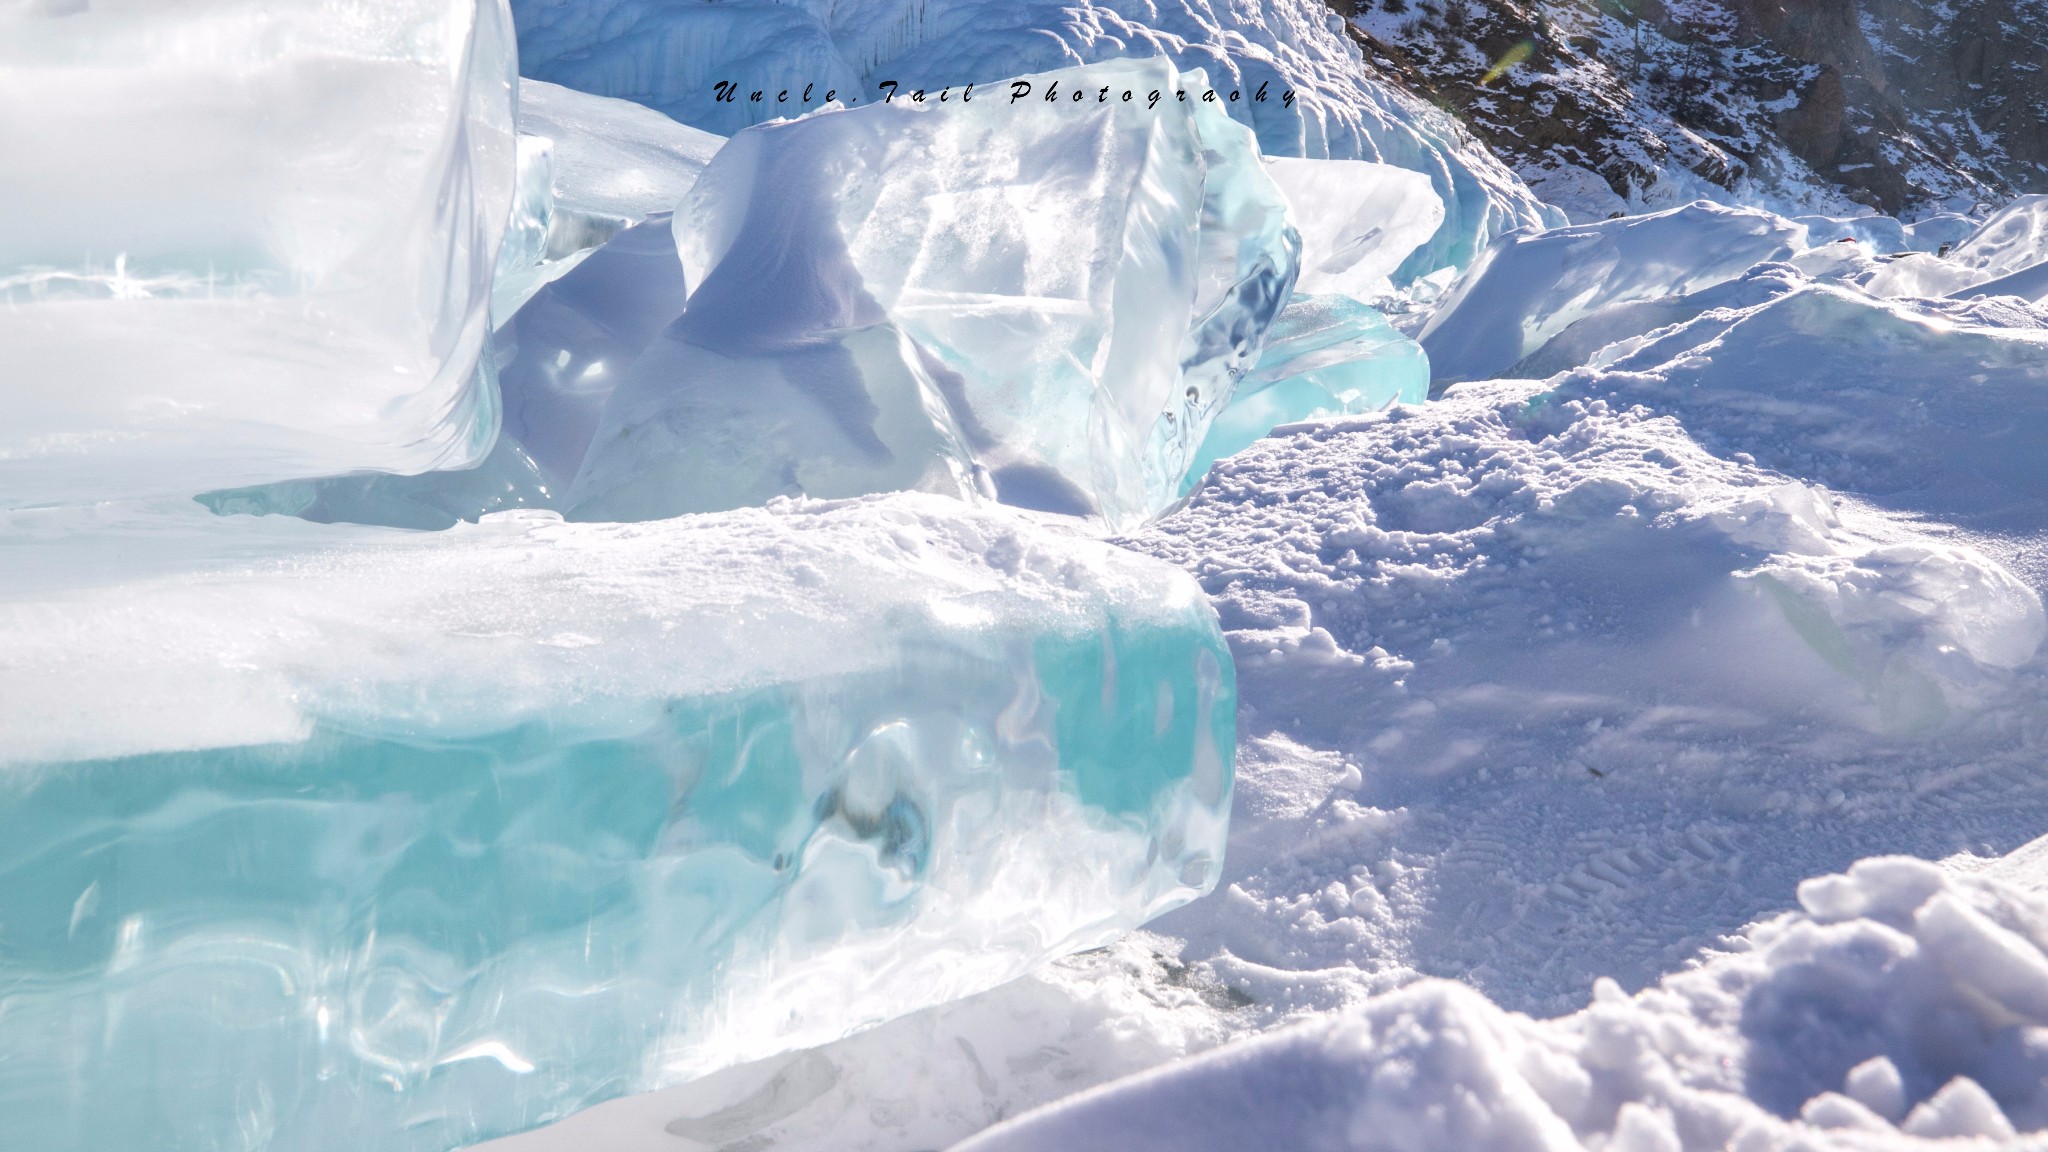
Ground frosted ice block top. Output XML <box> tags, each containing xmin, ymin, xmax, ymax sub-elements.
<box><xmin>0</xmin><ymin>494</ymin><xmax>1233</xmax><ymax>1151</ymax></box>
<box><xmin>0</xmin><ymin>0</ymin><xmax>518</xmax><ymax>507</ymax></box>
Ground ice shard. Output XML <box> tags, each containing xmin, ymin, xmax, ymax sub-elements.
<box><xmin>517</xmin><ymin>78</ymin><xmax>725</xmax><ymax>227</ymax></box>
<box><xmin>565</xmin><ymin>57</ymin><xmax>1299</xmax><ymax>531</ymax></box>
<box><xmin>0</xmin><ymin>494</ymin><xmax>1233</xmax><ymax>1152</ymax></box>
<box><xmin>0</xmin><ymin>0</ymin><xmax>518</xmax><ymax>508</ymax></box>
<box><xmin>1264</xmin><ymin>158</ymin><xmax>1444</xmax><ymax>302</ymax></box>
<box><xmin>491</xmin><ymin>82</ymin><xmax>727</xmax><ymax>322</ymax></box>
<box><xmin>1182</xmin><ymin>294</ymin><xmax>1429</xmax><ymax>492</ymax></box>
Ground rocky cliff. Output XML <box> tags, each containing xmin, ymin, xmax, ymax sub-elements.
<box><xmin>1329</xmin><ymin>0</ymin><xmax>2048</xmax><ymax>218</ymax></box>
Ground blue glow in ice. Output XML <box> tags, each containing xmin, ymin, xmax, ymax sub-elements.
<box><xmin>1182</xmin><ymin>295</ymin><xmax>1429</xmax><ymax>492</ymax></box>
<box><xmin>0</xmin><ymin>496</ymin><xmax>1233</xmax><ymax>1152</ymax></box>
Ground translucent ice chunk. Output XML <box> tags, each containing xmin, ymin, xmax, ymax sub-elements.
<box><xmin>487</xmin><ymin>80</ymin><xmax>727</xmax><ymax>322</ymax></box>
<box><xmin>1419</xmin><ymin>201</ymin><xmax>1804</xmax><ymax>384</ymax></box>
<box><xmin>565</xmin><ymin>57</ymin><xmax>1298</xmax><ymax>530</ymax></box>
<box><xmin>509</xmin><ymin>0</ymin><xmax>1560</xmax><ymax>284</ymax></box>
<box><xmin>1264</xmin><ymin>158</ymin><xmax>1444</xmax><ymax>301</ymax></box>
<box><xmin>200</xmin><ymin>215</ymin><xmax>692</xmax><ymax>529</ymax></box>
<box><xmin>491</xmin><ymin>134</ymin><xmax>564</xmax><ymax>320</ymax></box>
<box><xmin>1182</xmin><ymin>295</ymin><xmax>1428</xmax><ymax>492</ymax></box>
<box><xmin>0</xmin><ymin>0</ymin><xmax>518</xmax><ymax>508</ymax></box>
<box><xmin>0</xmin><ymin>494</ymin><xmax>1233</xmax><ymax>1152</ymax></box>
<box><xmin>517</xmin><ymin>78</ymin><xmax>725</xmax><ymax>225</ymax></box>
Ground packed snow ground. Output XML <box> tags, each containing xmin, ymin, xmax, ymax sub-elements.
<box><xmin>488</xmin><ymin>191</ymin><xmax>2048</xmax><ymax>1149</ymax></box>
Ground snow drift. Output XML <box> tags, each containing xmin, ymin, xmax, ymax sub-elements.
<box><xmin>958</xmin><ymin>856</ymin><xmax>2048</xmax><ymax>1152</ymax></box>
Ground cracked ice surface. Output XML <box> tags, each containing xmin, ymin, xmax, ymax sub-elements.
<box><xmin>0</xmin><ymin>0</ymin><xmax>517</xmax><ymax>507</ymax></box>
<box><xmin>0</xmin><ymin>494</ymin><xmax>1232</xmax><ymax>1152</ymax></box>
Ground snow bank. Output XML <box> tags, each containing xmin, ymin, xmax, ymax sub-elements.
<box><xmin>1510</xmin><ymin>262</ymin><xmax>1806</xmax><ymax>379</ymax></box>
<box><xmin>1791</xmin><ymin>212</ymin><xmax>1974</xmax><ymax>255</ymax></box>
<box><xmin>959</xmin><ymin>857</ymin><xmax>2048</xmax><ymax>1152</ymax></box>
<box><xmin>0</xmin><ymin>494</ymin><xmax>1231</xmax><ymax>1152</ymax></box>
<box><xmin>0</xmin><ymin>0</ymin><xmax>516</xmax><ymax>507</ymax></box>
<box><xmin>1867</xmin><ymin>196</ymin><xmax>2048</xmax><ymax>300</ymax></box>
<box><xmin>1554</xmin><ymin>280</ymin><xmax>2048</xmax><ymax>527</ymax></box>
<box><xmin>509</xmin><ymin>0</ymin><xmax>1560</xmax><ymax>282</ymax></box>
<box><xmin>1419</xmin><ymin>202</ymin><xmax>1804</xmax><ymax>385</ymax></box>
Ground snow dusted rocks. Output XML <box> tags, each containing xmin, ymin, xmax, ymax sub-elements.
<box><xmin>0</xmin><ymin>0</ymin><xmax>517</xmax><ymax>507</ymax></box>
<box><xmin>0</xmin><ymin>494</ymin><xmax>1232</xmax><ymax>1151</ymax></box>
<box><xmin>957</xmin><ymin>857</ymin><xmax>2048</xmax><ymax>1152</ymax></box>
<box><xmin>563</xmin><ymin>58</ymin><xmax>1300</xmax><ymax>530</ymax></box>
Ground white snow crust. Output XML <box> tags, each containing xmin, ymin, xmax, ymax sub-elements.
<box><xmin>961</xmin><ymin>857</ymin><xmax>2048</xmax><ymax>1151</ymax></box>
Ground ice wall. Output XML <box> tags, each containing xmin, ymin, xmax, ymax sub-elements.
<box><xmin>0</xmin><ymin>0</ymin><xmax>518</xmax><ymax>507</ymax></box>
<box><xmin>563</xmin><ymin>57</ymin><xmax>1299</xmax><ymax>530</ymax></box>
<box><xmin>0</xmin><ymin>494</ymin><xmax>1233</xmax><ymax>1152</ymax></box>
<box><xmin>508</xmin><ymin>0</ymin><xmax>1559</xmax><ymax>285</ymax></box>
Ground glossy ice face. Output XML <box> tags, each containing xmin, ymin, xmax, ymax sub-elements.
<box><xmin>0</xmin><ymin>0</ymin><xmax>517</xmax><ymax>507</ymax></box>
<box><xmin>0</xmin><ymin>495</ymin><xmax>1233</xmax><ymax>1152</ymax></box>
<box><xmin>1184</xmin><ymin>294</ymin><xmax>1430</xmax><ymax>494</ymax></box>
<box><xmin>562</xmin><ymin>57</ymin><xmax>1299</xmax><ymax>530</ymax></box>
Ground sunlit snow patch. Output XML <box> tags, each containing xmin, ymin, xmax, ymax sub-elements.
<box><xmin>957</xmin><ymin>856</ymin><xmax>2048</xmax><ymax>1152</ymax></box>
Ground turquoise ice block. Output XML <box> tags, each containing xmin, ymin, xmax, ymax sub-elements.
<box><xmin>0</xmin><ymin>495</ymin><xmax>1232</xmax><ymax>1151</ymax></box>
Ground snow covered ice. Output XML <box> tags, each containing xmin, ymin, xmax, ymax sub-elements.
<box><xmin>1418</xmin><ymin>202</ymin><xmax>1805</xmax><ymax>385</ymax></box>
<box><xmin>0</xmin><ymin>496</ymin><xmax>1232</xmax><ymax>1151</ymax></box>
<box><xmin>0</xmin><ymin>0</ymin><xmax>518</xmax><ymax>507</ymax></box>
